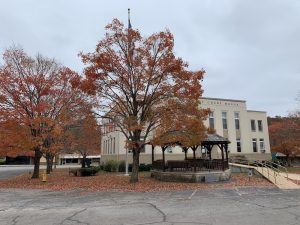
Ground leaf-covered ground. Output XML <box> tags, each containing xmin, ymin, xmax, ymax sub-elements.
<box><xmin>0</xmin><ymin>169</ymin><xmax>274</xmax><ymax>192</ymax></box>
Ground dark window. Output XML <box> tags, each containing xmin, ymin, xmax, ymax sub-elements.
<box><xmin>222</xmin><ymin>112</ymin><xmax>228</xmax><ymax>130</ymax></box>
<box><xmin>252</xmin><ymin>138</ymin><xmax>257</xmax><ymax>152</ymax></box>
<box><xmin>209</xmin><ymin>112</ymin><xmax>214</xmax><ymax>129</ymax></box>
<box><xmin>113</xmin><ymin>137</ymin><xmax>115</xmax><ymax>154</ymax></box>
<box><xmin>251</xmin><ymin>120</ymin><xmax>256</xmax><ymax>131</ymax></box>
<box><xmin>259</xmin><ymin>138</ymin><xmax>264</xmax><ymax>151</ymax></box>
<box><xmin>258</xmin><ymin>120</ymin><xmax>263</xmax><ymax>131</ymax></box>
<box><xmin>234</xmin><ymin>112</ymin><xmax>240</xmax><ymax>130</ymax></box>
<box><xmin>167</xmin><ymin>146</ymin><xmax>173</xmax><ymax>153</ymax></box>
<box><xmin>236</xmin><ymin>139</ymin><xmax>241</xmax><ymax>152</ymax></box>
<box><xmin>140</xmin><ymin>145</ymin><xmax>146</xmax><ymax>153</ymax></box>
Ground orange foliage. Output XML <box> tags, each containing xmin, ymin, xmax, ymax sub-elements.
<box><xmin>268</xmin><ymin>115</ymin><xmax>300</xmax><ymax>161</ymax></box>
<box><xmin>80</xmin><ymin>19</ymin><xmax>207</xmax><ymax>182</ymax></box>
<box><xmin>151</xmin><ymin>98</ymin><xmax>208</xmax><ymax>148</ymax></box>
<box><xmin>64</xmin><ymin>106</ymin><xmax>101</xmax><ymax>159</ymax></box>
<box><xmin>0</xmin><ymin>47</ymin><xmax>83</xmax><ymax>177</ymax></box>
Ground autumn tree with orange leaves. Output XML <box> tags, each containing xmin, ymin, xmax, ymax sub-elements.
<box><xmin>80</xmin><ymin>19</ymin><xmax>207</xmax><ymax>182</ymax></box>
<box><xmin>151</xmin><ymin>98</ymin><xmax>208</xmax><ymax>160</ymax></box>
<box><xmin>63</xmin><ymin>105</ymin><xmax>101</xmax><ymax>168</ymax></box>
<box><xmin>268</xmin><ymin>115</ymin><xmax>300</xmax><ymax>166</ymax></box>
<box><xmin>0</xmin><ymin>47</ymin><xmax>82</xmax><ymax>178</ymax></box>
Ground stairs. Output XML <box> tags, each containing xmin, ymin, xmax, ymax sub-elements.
<box><xmin>229</xmin><ymin>162</ymin><xmax>300</xmax><ymax>190</ymax></box>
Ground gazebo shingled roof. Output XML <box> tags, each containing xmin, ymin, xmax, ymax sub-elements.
<box><xmin>202</xmin><ymin>134</ymin><xmax>230</xmax><ymax>145</ymax></box>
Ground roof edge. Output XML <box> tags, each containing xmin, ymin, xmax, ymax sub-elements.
<box><xmin>200</xmin><ymin>97</ymin><xmax>246</xmax><ymax>103</ymax></box>
<box><xmin>247</xmin><ymin>110</ymin><xmax>267</xmax><ymax>113</ymax></box>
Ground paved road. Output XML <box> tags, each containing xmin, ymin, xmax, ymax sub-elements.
<box><xmin>0</xmin><ymin>166</ymin><xmax>32</xmax><ymax>180</ymax></box>
<box><xmin>0</xmin><ymin>188</ymin><xmax>300</xmax><ymax>225</ymax></box>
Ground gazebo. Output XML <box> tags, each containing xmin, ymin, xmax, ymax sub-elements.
<box><xmin>150</xmin><ymin>133</ymin><xmax>231</xmax><ymax>183</ymax></box>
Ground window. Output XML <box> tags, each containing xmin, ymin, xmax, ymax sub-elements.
<box><xmin>222</xmin><ymin>112</ymin><xmax>228</xmax><ymax>130</ymax></box>
<box><xmin>252</xmin><ymin>138</ymin><xmax>257</xmax><ymax>152</ymax></box>
<box><xmin>236</xmin><ymin>139</ymin><xmax>241</xmax><ymax>152</ymax></box>
<box><xmin>251</xmin><ymin>120</ymin><xmax>256</xmax><ymax>131</ymax></box>
<box><xmin>259</xmin><ymin>138</ymin><xmax>265</xmax><ymax>151</ymax></box>
<box><xmin>106</xmin><ymin>140</ymin><xmax>109</xmax><ymax>154</ymax></box>
<box><xmin>113</xmin><ymin>137</ymin><xmax>115</xmax><ymax>154</ymax></box>
<box><xmin>258</xmin><ymin>120</ymin><xmax>263</xmax><ymax>131</ymax></box>
<box><xmin>140</xmin><ymin>145</ymin><xmax>146</xmax><ymax>153</ymax></box>
<box><xmin>109</xmin><ymin>139</ymin><xmax>111</xmax><ymax>154</ymax></box>
<box><xmin>167</xmin><ymin>146</ymin><xmax>173</xmax><ymax>153</ymax></box>
<box><xmin>209</xmin><ymin>112</ymin><xmax>214</xmax><ymax>129</ymax></box>
<box><xmin>234</xmin><ymin>112</ymin><xmax>240</xmax><ymax>130</ymax></box>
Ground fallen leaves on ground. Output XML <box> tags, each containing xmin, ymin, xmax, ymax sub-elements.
<box><xmin>0</xmin><ymin>169</ymin><xmax>274</xmax><ymax>192</ymax></box>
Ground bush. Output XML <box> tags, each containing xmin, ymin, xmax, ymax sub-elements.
<box><xmin>103</xmin><ymin>161</ymin><xmax>151</xmax><ymax>172</ymax></box>
<box><xmin>118</xmin><ymin>160</ymin><xmax>126</xmax><ymax>172</ymax></box>
<box><xmin>104</xmin><ymin>160</ymin><xmax>119</xmax><ymax>172</ymax></box>
<box><xmin>69</xmin><ymin>166</ymin><xmax>101</xmax><ymax>177</ymax></box>
<box><xmin>139</xmin><ymin>164</ymin><xmax>152</xmax><ymax>171</ymax></box>
<box><xmin>79</xmin><ymin>166</ymin><xmax>101</xmax><ymax>176</ymax></box>
<box><xmin>118</xmin><ymin>161</ymin><xmax>133</xmax><ymax>172</ymax></box>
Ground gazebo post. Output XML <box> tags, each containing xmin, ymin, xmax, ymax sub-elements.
<box><xmin>184</xmin><ymin>147</ymin><xmax>188</xmax><ymax>160</ymax></box>
<box><xmin>209</xmin><ymin>146</ymin><xmax>212</xmax><ymax>160</ymax></box>
<box><xmin>193</xmin><ymin>148</ymin><xmax>196</xmax><ymax>160</ymax></box>
<box><xmin>151</xmin><ymin>145</ymin><xmax>155</xmax><ymax>164</ymax></box>
<box><xmin>225</xmin><ymin>144</ymin><xmax>229</xmax><ymax>168</ymax></box>
<box><xmin>220</xmin><ymin>144</ymin><xmax>225</xmax><ymax>171</ymax></box>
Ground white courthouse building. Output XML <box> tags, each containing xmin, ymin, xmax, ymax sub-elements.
<box><xmin>101</xmin><ymin>97</ymin><xmax>271</xmax><ymax>164</ymax></box>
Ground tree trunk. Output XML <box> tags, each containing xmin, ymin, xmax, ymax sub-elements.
<box><xmin>46</xmin><ymin>153</ymin><xmax>51</xmax><ymax>174</ymax></box>
<box><xmin>130</xmin><ymin>149</ymin><xmax>140</xmax><ymax>183</ymax></box>
<box><xmin>54</xmin><ymin>155</ymin><xmax>57</xmax><ymax>169</ymax></box>
<box><xmin>50</xmin><ymin>155</ymin><xmax>54</xmax><ymax>172</ymax></box>
<box><xmin>31</xmin><ymin>148</ymin><xmax>42</xmax><ymax>179</ymax></box>
<box><xmin>46</xmin><ymin>153</ymin><xmax>54</xmax><ymax>174</ymax></box>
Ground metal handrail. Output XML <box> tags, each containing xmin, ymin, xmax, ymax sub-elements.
<box><xmin>264</xmin><ymin>160</ymin><xmax>288</xmax><ymax>179</ymax></box>
<box><xmin>234</xmin><ymin>158</ymin><xmax>289</xmax><ymax>179</ymax></box>
<box><xmin>253</xmin><ymin>161</ymin><xmax>277</xmax><ymax>184</ymax></box>
<box><xmin>232</xmin><ymin>159</ymin><xmax>289</xmax><ymax>185</ymax></box>
<box><xmin>254</xmin><ymin>162</ymin><xmax>277</xmax><ymax>184</ymax></box>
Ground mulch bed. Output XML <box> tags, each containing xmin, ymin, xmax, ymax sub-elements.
<box><xmin>0</xmin><ymin>169</ymin><xmax>274</xmax><ymax>192</ymax></box>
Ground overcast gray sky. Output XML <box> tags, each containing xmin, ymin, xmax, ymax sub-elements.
<box><xmin>0</xmin><ymin>0</ymin><xmax>299</xmax><ymax>116</ymax></box>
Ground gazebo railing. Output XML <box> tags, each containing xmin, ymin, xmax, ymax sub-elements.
<box><xmin>152</xmin><ymin>159</ymin><xmax>229</xmax><ymax>172</ymax></box>
<box><xmin>152</xmin><ymin>160</ymin><xmax>166</xmax><ymax>171</ymax></box>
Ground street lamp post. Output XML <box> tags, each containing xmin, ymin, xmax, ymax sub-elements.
<box><xmin>125</xmin><ymin>148</ymin><xmax>129</xmax><ymax>176</ymax></box>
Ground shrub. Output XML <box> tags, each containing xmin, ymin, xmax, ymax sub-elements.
<box><xmin>139</xmin><ymin>164</ymin><xmax>152</xmax><ymax>171</ymax></box>
<box><xmin>79</xmin><ymin>166</ymin><xmax>100</xmax><ymax>176</ymax></box>
<box><xmin>118</xmin><ymin>160</ymin><xmax>126</xmax><ymax>172</ymax></box>
<box><xmin>104</xmin><ymin>160</ymin><xmax>119</xmax><ymax>172</ymax></box>
<box><xmin>118</xmin><ymin>161</ymin><xmax>133</xmax><ymax>172</ymax></box>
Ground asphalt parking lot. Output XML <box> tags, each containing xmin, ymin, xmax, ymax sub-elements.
<box><xmin>0</xmin><ymin>166</ymin><xmax>32</xmax><ymax>180</ymax></box>
<box><xmin>0</xmin><ymin>187</ymin><xmax>299</xmax><ymax>225</ymax></box>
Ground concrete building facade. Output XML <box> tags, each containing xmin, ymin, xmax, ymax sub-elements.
<box><xmin>101</xmin><ymin>97</ymin><xmax>271</xmax><ymax>164</ymax></box>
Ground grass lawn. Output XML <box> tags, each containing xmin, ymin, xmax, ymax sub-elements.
<box><xmin>0</xmin><ymin>169</ymin><xmax>274</xmax><ymax>192</ymax></box>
